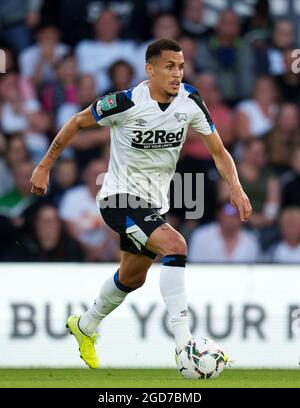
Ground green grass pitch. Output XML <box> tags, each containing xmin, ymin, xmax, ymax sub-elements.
<box><xmin>0</xmin><ymin>369</ymin><xmax>299</xmax><ymax>388</ymax></box>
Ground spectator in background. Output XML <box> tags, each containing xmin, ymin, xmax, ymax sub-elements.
<box><xmin>240</xmin><ymin>0</ymin><xmax>272</xmax><ymax>96</ymax></box>
<box><xmin>0</xmin><ymin>45</ymin><xmax>18</xmax><ymax>72</ymax></box>
<box><xmin>0</xmin><ymin>132</ymin><xmax>9</xmax><ymax>197</ymax></box>
<box><xmin>197</xmin><ymin>10</ymin><xmax>246</xmax><ymax>104</ymax></box>
<box><xmin>275</xmin><ymin>49</ymin><xmax>300</xmax><ymax>106</ymax></box>
<box><xmin>56</xmin><ymin>74</ymin><xmax>97</xmax><ymax>130</ymax></box>
<box><xmin>242</xmin><ymin>20</ymin><xmax>295</xmax><ymax>95</ymax></box>
<box><xmin>237</xmin><ymin>139</ymin><xmax>280</xmax><ymax>242</ymax></box>
<box><xmin>129</xmin><ymin>0</ymin><xmax>180</xmax><ymax>41</ymax></box>
<box><xmin>41</xmin><ymin>0</ymin><xmax>95</xmax><ymax>47</ymax></box>
<box><xmin>0</xmin><ymin>161</ymin><xmax>36</xmax><ymax>219</ymax></box>
<box><xmin>242</xmin><ymin>0</ymin><xmax>272</xmax><ymax>35</ymax></box>
<box><xmin>136</xmin><ymin>12</ymin><xmax>181</xmax><ymax>81</ymax></box>
<box><xmin>59</xmin><ymin>159</ymin><xmax>120</xmax><ymax>262</ymax></box>
<box><xmin>188</xmin><ymin>203</ymin><xmax>260</xmax><ymax>263</ymax></box>
<box><xmin>105</xmin><ymin>60</ymin><xmax>135</xmax><ymax>94</ymax></box>
<box><xmin>265</xmin><ymin>19</ymin><xmax>296</xmax><ymax>76</ymax></box>
<box><xmin>235</xmin><ymin>76</ymin><xmax>278</xmax><ymax>141</ymax></box>
<box><xmin>0</xmin><ymin>71</ymin><xmax>51</xmax><ymax>164</ymax></box>
<box><xmin>41</xmin><ymin>53</ymin><xmax>78</xmax><ymax>114</ymax></box>
<box><xmin>281</xmin><ymin>147</ymin><xmax>300</xmax><ymax>209</ymax></box>
<box><xmin>53</xmin><ymin>0</ymin><xmax>156</xmax><ymax>45</ymax></box>
<box><xmin>18</xmin><ymin>204</ymin><xmax>83</xmax><ymax>262</ymax></box>
<box><xmin>47</xmin><ymin>158</ymin><xmax>79</xmax><ymax>206</ymax></box>
<box><xmin>193</xmin><ymin>73</ymin><xmax>234</xmax><ymax>149</ymax></box>
<box><xmin>217</xmin><ymin>139</ymin><xmax>281</xmax><ymax>248</ymax></box>
<box><xmin>266</xmin><ymin>103</ymin><xmax>300</xmax><ymax>174</ymax></box>
<box><xmin>0</xmin><ymin>134</ymin><xmax>30</xmax><ymax>197</ymax></box>
<box><xmin>244</xmin><ymin>19</ymin><xmax>295</xmax><ymax>82</ymax></box>
<box><xmin>149</xmin><ymin>12</ymin><xmax>181</xmax><ymax>48</ymax></box>
<box><xmin>0</xmin><ymin>72</ymin><xmax>38</xmax><ymax>134</ymax></box>
<box><xmin>19</xmin><ymin>24</ymin><xmax>70</xmax><ymax>90</ymax></box>
<box><xmin>179</xmin><ymin>73</ymin><xmax>234</xmax><ymax>170</ymax></box>
<box><xmin>55</xmin><ymin>74</ymin><xmax>110</xmax><ymax>168</ymax></box>
<box><xmin>242</xmin><ymin>14</ymin><xmax>296</xmax><ymax>98</ymax></box>
<box><xmin>0</xmin><ymin>45</ymin><xmax>38</xmax><ymax>101</ymax></box>
<box><xmin>180</xmin><ymin>0</ymin><xmax>210</xmax><ymax>39</ymax></box>
<box><xmin>0</xmin><ymin>0</ymin><xmax>43</xmax><ymax>53</ymax></box>
<box><xmin>90</xmin><ymin>0</ymin><xmax>136</xmax><ymax>38</ymax></box>
<box><xmin>75</xmin><ymin>9</ymin><xmax>136</xmax><ymax>93</ymax></box>
<box><xmin>268</xmin><ymin>207</ymin><xmax>300</xmax><ymax>263</ymax></box>
<box><xmin>177</xmin><ymin>35</ymin><xmax>199</xmax><ymax>84</ymax></box>
<box><xmin>50</xmin><ymin>0</ymin><xmax>132</xmax><ymax>45</ymax></box>
<box><xmin>0</xmin><ymin>160</ymin><xmax>39</xmax><ymax>259</ymax></box>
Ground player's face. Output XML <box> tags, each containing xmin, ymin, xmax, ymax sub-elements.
<box><xmin>148</xmin><ymin>50</ymin><xmax>184</xmax><ymax>98</ymax></box>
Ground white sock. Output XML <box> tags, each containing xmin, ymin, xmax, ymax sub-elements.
<box><xmin>79</xmin><ymin>271</ymin><xmax>131</xmax><ymax>336</ymax></box>
<box><xmin>160</xmin><ymin>260</ymin><xmax>192</xmax><ymax>352</ymax></box>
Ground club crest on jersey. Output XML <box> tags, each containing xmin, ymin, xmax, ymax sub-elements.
<box><xmin>174</xmin><ymin>112</ymin><xmax>187</xmax><ymax>122</ymax></box>
<box><xmin>144</xmin><ymin>214</ymin><xmax>161</xmax><ymax>222</ymax></box>
<box><xmin>101</xmin><ymin>94</ymin><xmax>117</xmax><ymax>111</ymax></box>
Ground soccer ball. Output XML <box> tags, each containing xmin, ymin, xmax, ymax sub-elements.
<box><xmin>176</xmin><ymin>337</ymin><xmax>228</xmax><ymax>379</ymax></box>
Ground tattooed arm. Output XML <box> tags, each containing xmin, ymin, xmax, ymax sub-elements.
<box><xmin>30</xmin><ymin>106</ymin><xmax>98</xmax><ymax>195</ymax></box>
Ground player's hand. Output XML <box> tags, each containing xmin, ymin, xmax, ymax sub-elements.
<box><xmin>30</xmin><ymin>165</ymin><xmax>50</xmax><ymax>196</ymax></box>
<box><xmin>229</xmin><ymin>185</ymin><xmax>252</xmax><ymax>222</ymax></box>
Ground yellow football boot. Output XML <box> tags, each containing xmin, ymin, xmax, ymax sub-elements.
<box><xmin>66</xmin><ymin>315</ymin><xmax>99</xmax><ymax>369</ymax></box>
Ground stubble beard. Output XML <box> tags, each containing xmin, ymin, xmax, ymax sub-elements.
<box><xmin>164</xmin><ymin>90</ymin><xmax>179</xmax><ymax>98</ymax></box>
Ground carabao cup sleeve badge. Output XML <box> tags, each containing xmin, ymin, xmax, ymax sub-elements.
<box><xmin>100</xmin><ymin>94</ymin><xmax>117</xmax><ymax>111</ymax></box>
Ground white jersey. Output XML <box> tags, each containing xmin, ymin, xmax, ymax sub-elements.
<box><xmin>91</xmin><ymin>80</ymin><xmax>215</xmax><ymax>214</ymax></box>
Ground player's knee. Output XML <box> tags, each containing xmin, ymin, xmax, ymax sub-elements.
<box><xmin>161</xmin><ymin>235</ymin><xmax>187</xmax><ymax>256</ymax></box>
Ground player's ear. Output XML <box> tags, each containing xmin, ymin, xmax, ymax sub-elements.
<box><xmin>145</xmin><ymin>63</ymin><xmax>154</xmax><ymax>78</ymax></box>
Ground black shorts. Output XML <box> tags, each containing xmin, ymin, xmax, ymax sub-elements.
<box><xmin>99</xmin><ymin>194</ymin><xmax>167</xmax><ymax>259</ymax></box>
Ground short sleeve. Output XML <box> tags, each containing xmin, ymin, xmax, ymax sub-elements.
<box><xmin>188</xmin><ymin>90</ymin><xmax>215</xmax><ymax>136</ymax></box>
<box><xmin>90</xmin><ymin>90</ymin><xmax>134</xmax><ymax>127</ymax></box>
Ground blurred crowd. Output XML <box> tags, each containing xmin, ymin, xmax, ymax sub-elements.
<box><xmin>0</xmin><ymin>0</ymin><xmax>300</xmax><ymax>263</ymax></box>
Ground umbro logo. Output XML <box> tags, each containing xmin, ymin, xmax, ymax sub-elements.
<box><xmin>174</xmin><ymin>112</ymin><xmax>187</xmax><ymax>122</ymax></box>
<box><xmin>135</xmin><ymin>118</ymin><xmax>147</xmax><ymax>127</ymax></box>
